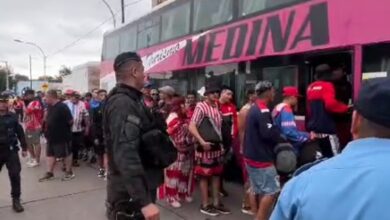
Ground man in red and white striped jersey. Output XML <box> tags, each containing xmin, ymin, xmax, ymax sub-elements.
<box><xmin>189</xmin><ymin>83</ymin><xmax>231</xmax><ymax>217</ymax></box>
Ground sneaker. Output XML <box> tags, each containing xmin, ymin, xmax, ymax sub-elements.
<box><xmin>214</xmin><ymin>204</ymin><xmax>231</xmax><ymax>215</ymax></box>
<box><xmin>62</xmin><ymin>172</ymin><xmax>75</xmax><ymax>181</ymax></box>
<box><xmin>241</xmin><ymin>206</ymin><xmax>254</xmax><ymax>215</ymax></box>
<box><xmin>26</xmin><ymin>158</ymin><xmax>33</xmax><ymax>166</ymax></box>
<box><xmin>185</xmin><ymin>196</ymin><xmax>193</xmax><ymax>203</ymax></box>
<box><xmin>168</xmin><ymin>199</ymin><xmax>182</xmax><ymax>208</ymax></box>
<box><xmin>39</xmin><ymin>172</ymin><xmax>54</xmax><ymax>182</ymax></box>
<box><xmin>97</xmin><ymin>169</ymin><xmax>105</xmax><ymax>178</ymax></box>
<box><xmin>12</xmin><ymin>198</ymin><xmax>24</xmax><ymax>213</ymax></box>
<box><xmin>200</xmin><ymin>205</ymin><xmax>219</xmax><ymax>217</ymax></box>
<box><xmin>27</xmin><ymin>160</ymin><xmax>39</xmax><ymax>168</ymax></box>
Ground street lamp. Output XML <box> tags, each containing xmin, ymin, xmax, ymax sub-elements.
<box><xmin>0</xmin><ymin>60</ymin><xmax>9</xmax><ymax>90</ymax></box>
<box><xmin>14</xmin><ymin>39</ymin><xmax>47</xmax><ymax>77</ymax></box>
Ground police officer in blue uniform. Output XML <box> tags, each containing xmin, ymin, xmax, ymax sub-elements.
<box><xmin>0</xmin><ymin>94</ymin><xmax>28</xmax><ymax>213</ymax></box>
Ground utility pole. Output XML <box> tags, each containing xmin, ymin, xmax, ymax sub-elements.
<box><xmin>121</xmin><ymin>0</ymin><xmax>125</xmax><ymax>24</ymax></box>
<box><xmin>29</xmin><ymin>55</ymin><xmax>33</xmax><ymax>89</ymax></box>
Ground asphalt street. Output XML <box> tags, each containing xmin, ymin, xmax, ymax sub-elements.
<box><xmin>0</xmin><ymin>153</ymin><xmax>252</xmax><ymax>220</ymax></box>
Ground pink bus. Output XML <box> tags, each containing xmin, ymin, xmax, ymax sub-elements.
<box><xmin>101</xmin><ymin>0</ymin><xmax>390</xmax><ymax>124</ymax></box>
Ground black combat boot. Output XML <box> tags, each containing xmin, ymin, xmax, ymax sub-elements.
<box><xmin>12</xmin><ymin>198</ymin><xmax>24</xmax><ymax>213</ymax></box>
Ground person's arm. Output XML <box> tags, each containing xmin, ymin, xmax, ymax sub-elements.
<box><xmin>279</xmin><ymin>109</ymin><xmax>309</xmax><ymax>144</ymax></box>
<box><xmin>322</xmin><ymin>83</ymin><xmax>349</xmax><ymax>114</ymax></box>
<box><xmin>82</xmin><ymin>105</ymin><xmax>90</xmax><ymax>135</ymax></box>
<box><xmin>62</xmin><ymin>104</ymin><xmax>74</xmax><ymax>126</ymax></box>
<box><xmin>15</xmin><ymin>120</ymin><xmax>27</xmax><ymax>152</ymax></box>
<box><xmin>238</xmin><ymin>107</ymin><xmax>249</xmax><ymax>149</ymax></box>
<box><xmin>108</xmin><ymin>101</ymin><xmax>152</xmax><ymax>207</ymax></box>
<box><xmin>232</xmin><ymin>107</ymin><xmax>239</xmax><ymax>138</ymax></box>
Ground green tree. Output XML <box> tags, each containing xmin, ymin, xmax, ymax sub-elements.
<box><xmin>59</xmin><ymin>65</ymin><xmax>72</xmax><ymax>77</ymax></box>
<box><xmin>0</xmin><ymin>68</ymin><xmax>12</xmax><ymax>92</ymax></box>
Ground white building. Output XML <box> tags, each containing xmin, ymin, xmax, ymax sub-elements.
<box><xmin>62</xmin><ymin>62</ymin><xmax>100</xmax><ymax>94</ymax></box>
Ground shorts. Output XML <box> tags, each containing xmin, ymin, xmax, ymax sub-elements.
<box><xmin>194</xmin><ymin>144</ymin><xmax>224</xmax><ymax>177</ymax></box>
<box><xmin>316</xmin><ymin>134</ymin><xmax>340</xmax><ymax>158</ymax></box>
<box><xmin>26</xmin><ymin>130</ymin><xmax>41</xmax><ymax>146</ymax></box>
<box><xmin>246</xmin><ymin>165</ymin><xmax>280</xmax><ymax>195</ymax></box>
<box><xmin>47</xmin><ymin>141</ymin><xmax>72</xmax><ymax>158</ymax></box>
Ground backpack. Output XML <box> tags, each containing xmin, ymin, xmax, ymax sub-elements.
<box><xmin>105</xmin><ymin>90</ymin><xmax>177</xmax><ymax>169</ymax></box>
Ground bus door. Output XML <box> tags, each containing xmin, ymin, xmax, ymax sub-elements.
<box><xmin>304</xmin><ymin>50</ymin><xmax>354</xmax><ymax>150</ymax></box>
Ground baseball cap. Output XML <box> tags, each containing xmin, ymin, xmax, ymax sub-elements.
<box><xmin>355</xmin><ymin>78</ymin><xmax>390</xmax><ymax>128</ymax></box>
<box><xmin>283</xmin><ymin>87</ymin><xmax>301</xmax><ymax>97</ymax></box>
<box><xmin>158</xmin><ymin>86</ymin><xmax>175</xmax><ymax>96</ymax></box>
<box><xmin>64</xmin><ymin>89</ymin><xmax>74</xmax><ymax>95</ymax></box>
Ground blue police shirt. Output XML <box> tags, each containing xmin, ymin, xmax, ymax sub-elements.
<box><xmin>271</xmin><ymin>138</ymin><xmax>390</xmax><ymax>220</ymax></box>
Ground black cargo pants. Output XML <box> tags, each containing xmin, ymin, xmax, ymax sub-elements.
<box><xmin>0</xmin><ymin>150</ymin><xmax>21</xmax><ymax>199</ymax></box>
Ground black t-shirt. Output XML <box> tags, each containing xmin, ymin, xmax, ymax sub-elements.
<box><xmin>46</xmin><ymin>101</ymin><xmax>73</xmax><ymax>144</ymax></box>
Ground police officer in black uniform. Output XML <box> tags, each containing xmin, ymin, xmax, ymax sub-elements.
<box><xmin>103</xmin><ymin>52</ymin><xmax>164</xmax><ymax>220</ymax></box>
<box><xmin>0</xmin><ymin>94</ymin><xmax>28</xmax><ymax>213</ymax></box>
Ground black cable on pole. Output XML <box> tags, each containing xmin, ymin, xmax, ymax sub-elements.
<box><xmin>49</xmin><ymin>0</ymin><xmax>143</xmax><ymax>57</ymax></box>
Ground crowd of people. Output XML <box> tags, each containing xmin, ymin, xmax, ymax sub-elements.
<box><xmin>1</xmin><ymin>51</ymin><xmax>390</xmax><ymax>220</ymax></box>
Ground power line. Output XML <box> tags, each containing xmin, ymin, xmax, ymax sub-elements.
<box><xmin>49</xmin><ymin>0</ymin><xmax>144</xmax><ymax>57</ymax></box>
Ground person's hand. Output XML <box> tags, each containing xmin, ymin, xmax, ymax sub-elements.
<box><xmin>200</xmin><ymin>140</ymin><xmax>212</xmax><ymax>151</ymax></box>
<box><xmin>94</xmin><ymin>139</ymin><xmax>99</xmax><ymax>146</ymax></box>
<box><xmin>310</xmin><ymin>131</ymin><xmax>316</xmax><ymax>140</ymax></box>
<box><xmin>21</xmin><ymin>151</ymin><xmax>27</xmax><ymax>158</ymax></box>
<box><xmin>141</xmin><ymin>203</ymin><xmax>160</xmax><ymax>220</ymax></box>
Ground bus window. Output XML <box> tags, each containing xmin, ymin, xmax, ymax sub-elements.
<box><xmin>119</xmin><ymin>26</ymin><xmax>137</xmax><ymax>52</ymax></box>
<box><xmin>363</xmin><ymin>43</ymin><xmax>390</xmax><ymax>79</ymax></box>
<box><xmin>161</xmin><ymin>2</ymin><xmax>191</xmax><ymax>41</ymax></box>
<box><xmin>239</xmin><ymin>0</ymin><xmax>303</xmax><ymax>17</ymax></box>
<box><xmin>262</xmin><ymin>65</ymin><xmax>298</xmax><ymax>108</ymax></box>
<box><xmin>105</xmin><ymin>35</ymin><xmax>120</xmax><ymax>60</ymax></box>
<box><xmin>137</xmin><ymin>16</ymin><xmax>160</xmax><ymax>49</ymax></box>
<box><xmin>193</xmin><ymin>0</ymin><xmax>233</xmax><ymax>31</ymax></box>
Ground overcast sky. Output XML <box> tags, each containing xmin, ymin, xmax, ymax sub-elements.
<box><xmin>0</xmin><ymin>0</ymin><xmax>151</xmax><ymax>78</ymax></box>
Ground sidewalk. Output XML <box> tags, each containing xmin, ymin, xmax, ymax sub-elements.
<box><xmin>0</xmin><ymin>155</ymin><xmax>252</xmax><ymax>220</ymax></box>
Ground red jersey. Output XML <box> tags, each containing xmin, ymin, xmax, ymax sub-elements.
<box><xmin>219</xmin><ymin>102</ymin><xmax>239</xmax><ymax>138</ymax></box>
<box><xmin>25</xmin><ymin>100</ymin><xmax>43</xmax><ymax>131</ymax></box>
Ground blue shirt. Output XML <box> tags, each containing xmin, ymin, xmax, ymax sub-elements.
<box><xmin>272</xmin><ymin>103</ymin><xmax>309</xmax><ymax>150</ymax></box>
<box><xmin>271</xmin><ymin>138</ymin><xmax>390</xmax><ymax>220</ymax></box>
